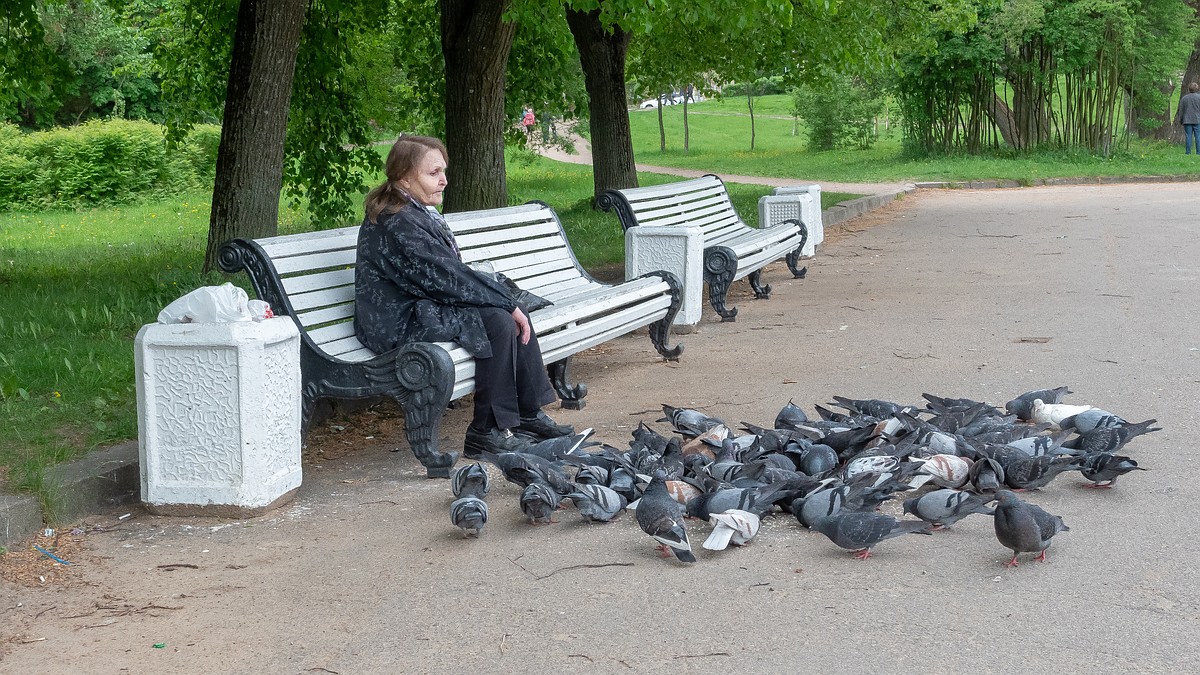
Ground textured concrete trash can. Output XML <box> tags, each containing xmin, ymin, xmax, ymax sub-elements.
<box><xmin>134</xmin><ymin>317</ymin><xmax>302</xmax><ymax>516</ymax></box>
<box><xmin>626</xmin><ymin>225</ymin><xmax>703</xmax><ymax>329</ymax></box>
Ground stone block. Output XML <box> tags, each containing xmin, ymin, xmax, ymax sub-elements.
<box><xmin>135</xmin><ymin>317</ymin><xmax>302</xmax><ymax>516</ymax></box>
<box><xmin>626</xmin><ymin>226</ymin><xmax>704</xmax><ymax>328</ymax></box>
<box><xmin>769</xmin><ymin>184</ymin><xmax>824</xmax><ymax>250</ymax></box>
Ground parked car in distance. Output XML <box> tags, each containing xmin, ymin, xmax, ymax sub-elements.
<box><xmin>637</xmin><ymin>92</ymin><xmax>705</xmax><ymax>109</ymax></box>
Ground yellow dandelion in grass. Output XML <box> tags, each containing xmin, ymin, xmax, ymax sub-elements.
<box><xmin>54</xmin><ymin>391</ymin><xmax>61</xmax><ymax>398</ymax></box>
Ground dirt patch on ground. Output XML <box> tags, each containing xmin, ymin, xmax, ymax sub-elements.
<box><xmin>1</xmin><ymin>526</ymin><xmax>96</xmax><ymax>588</ymax></box>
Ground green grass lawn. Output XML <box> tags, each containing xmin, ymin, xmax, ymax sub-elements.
<box><xmin>629</xmin><ymin>94</ymin><xmax>1200</xmax><ymax>183</ymax></box>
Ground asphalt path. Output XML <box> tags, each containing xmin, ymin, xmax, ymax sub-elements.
<box><xmin>3</xmin><ymin>183</ymin><xmax>1199</xmax><ymax>673</ymax></box>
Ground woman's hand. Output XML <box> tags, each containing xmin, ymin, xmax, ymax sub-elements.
<box><xmin>511</xmin><ymin>307</ymin><xmax>531</xmax><ymax>345</ymax></box>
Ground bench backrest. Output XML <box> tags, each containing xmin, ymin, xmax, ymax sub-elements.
<box><xmin>598</xmin><ymin>174</ymin><xmax>747</xmax><ymax>241</ymax></box>
<box><xmin>220</xmin><ymin>202</ymin><xmax>586</xmax><ymax>363</ymax></box>
<box><xmin>446</xmin><ymin>202</ymin><xmax>593</xmax><ymax>303</ymax></box>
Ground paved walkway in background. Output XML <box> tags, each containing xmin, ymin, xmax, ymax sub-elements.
<box><xmin>4</xmin><ymin>182</ymin><xmax>1200</xmax><ymax>672</ymax></box>
<box><xmin>536</xmin><ymin>132</ymin><xmax>914</xmax><ymax>196</ymax></box>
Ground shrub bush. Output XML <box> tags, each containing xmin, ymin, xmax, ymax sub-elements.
<box><xmin>792</xmin><ymin>77</ymin><xmax>887</xmax><ymax>151</ymax></box>
<box><xmin>0</xmin><ymin>120</ymin><xmax>220</xmax><ymax>210</ymax></box>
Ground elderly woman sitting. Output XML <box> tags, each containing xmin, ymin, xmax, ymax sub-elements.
<box><xmin>354</xmin><ymin>135</ymin><xmax>572</xmax><ymax>458</ymax></box>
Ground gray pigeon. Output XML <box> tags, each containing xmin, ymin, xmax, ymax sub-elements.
<box><xmin>573</xmin><ymin>464</ymin><xmax>610</xmax><ymax>486</ymax></box>
<box><xmin>1004</xmin><ymin>430</ymin><xmax>1075</xmax><ymax>457</ymax></box>
<box><xmin>902</xmin><ymin>489</ymin><xmax>995</xmax><ymax>529</ymax></box>
<box><xmin>636</xmin><ymin>472</ymin><xmax>696</xmax><ymax>563</ymax></box>
<box><xmin>520</xmin><ymin>428</ymin><xmax>597</xmax><ymax>461</ymax></box>
<box><xmin>968</xmin><ymin>456</ymin><xmax>1005</xmax><ymax>493</ymax></box>
<box><xmin>566</xmin><ymin>483</ymin><xmax>627</xmax><ymax>522</ymax></box>
<box><xmin>1079</xmin><ymin>452</ymin><xmax>1146</xmax><ymax>488</ymax></box>
<box><xmin>450</xmin><ymin>496</ymin><xmax>488</xmax><ymax>537</ymax></box>
<box><xmin>659</xmin><ymin>404</ymin><xmax>725</xmax><ymax>438</ymax></box>
<box><xmin>774</xmin><ymin>399</ymin><xmax>809</xmax><ymax>430</ymax></box>
<box><xmin>810</xmin><ymin>511</ymin><xmax>932</xmax><ymax>559</ymax></box>
<box><xmin>520</xmin><ymin>482</ymin><xmax>559</xmax><ymax>525</ymax></box>
<box><xmin>830</xmin><ymin>395</ymin><xmax>910</xmax><ymax>419</ymax></box>
<box><xmin>1002</xmin><ymin>454</ymin><xmax>1083</xmax><ymax>490</ymax></box>
<box><xmin>1065</xmin><ymin>420</ymin><xmax>1161</xmax><ymax>454</ymax></box>
<box><xmin>451</xmin><ymin>462</ymin><xmax>490</xmax><ymax>498</ymax></box>
<box><xmin>1057</xmin><ymin>408</ymin><xmax>1127</xmax><ymax>434</ymax></box>
<box><xmin>993</xmin><ymin>489</ymin><xmax>1070</xmax><ymax>566</ymax></box>
<box><xmin>1005</xmin><ymin>387</ymin><xmax>1072</xmax><ymax>420</ymax></box>
<box><xmin>793</xmin><ymin>485</ymin><xmax>853</xmax><ymax>529</ymax></box>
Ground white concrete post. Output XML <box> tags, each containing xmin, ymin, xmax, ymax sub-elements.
<box><xmin>135</xmin><ymin>317</ymin><xmax>302</xmax><ymax>516</ymax></box>
<box><xmin>767</xmin><ymin>184</ymin><xmax>824</xmax><ymax>252</ymax></box>
<box><xmin>625</xmin><ymin>225</ymin><xmax>704</xmax><ymax>329</ymax></box>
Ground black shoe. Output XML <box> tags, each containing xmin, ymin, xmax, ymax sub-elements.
<box><xmin>517</xmin><ymin>411</ymin><xmax>574</xmax><ymax>439</ymax></box>
<box><xmin>464</xmin><ymin>427</ymin><xmax>533</xmax><ymax>458</ymax></box>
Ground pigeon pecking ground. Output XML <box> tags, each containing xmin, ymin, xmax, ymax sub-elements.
<box><xmin>450</xmin><ymin>387</ymin><xmax>1157</xmax><ymax>566</ymax></box>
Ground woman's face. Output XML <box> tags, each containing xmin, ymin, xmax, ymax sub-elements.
<box><xmin>401</xmin><ymin>148</ymin><xmax>448</xmax><ymax>206</ymax></box>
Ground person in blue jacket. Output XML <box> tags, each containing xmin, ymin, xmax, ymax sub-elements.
<box><xmin>1176</xmin><ymin>82</ymin><xmax>1200</xmax><ymax>155</ymax></box>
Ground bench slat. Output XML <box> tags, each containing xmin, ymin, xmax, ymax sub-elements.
<box><xmin>296</xmin><ymin>303</ymin><xmax>355</xmax><ymax>329</ymax></box>
<box><xmin>454</xmin><ymin>220</ymin><xmax>563</xmax><ymax>250</ymax></box>
<box><xmin>289</xmin><ymin>285</ymin><xmax>355</xmax><ymax>313</ymax></box>
<box><xmin>534</xmin><ymin>279</ymin><xmax>670</xmax><ymax>332</ymax></box>
<box><xmin>273</xmin><ymin>249</ymin><xmax>357</xmax><ymax>275</ymax></box>
<box><xmin>444</xmin><ymin>203</ymin><xmax>553</xmax><ymax>233</ymax></box>
<box><xmin>465</xmin><ymin>237</ymin><xmax>568</xmax><ymax>264</ymax></box>
<box><xmin>281</xmin><ymin>268</ymin><xmax>356</xmax><ymax>296</ymax></box>
<box><xmin>540</xmin><ymin>297</ymin><xmax>672</xmax><ymax>363</ymax></box>
<box><xmin>616</xmin><ymin>176</ymin><xmax>724</xmax><ymax>203</ymax></box>
<box><xmin>255</xmin><ymin>227</ymin><xmax>360</xmax><ymax>258</ymax></box>
<box><xmin>631</xmin><ymin>191</ymin><xmax>731</xmax><ymax>219</ymax></box>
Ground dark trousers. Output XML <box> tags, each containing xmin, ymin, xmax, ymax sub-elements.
<box><xmin>1186</xmin><ymin>124</ymin><xmax>1200</xmax><ymax>154</ymax></box>
<box><xmin>472</xmin><ymin>307</ymin><xmax>557</xmax><ymax>431</ymax></box>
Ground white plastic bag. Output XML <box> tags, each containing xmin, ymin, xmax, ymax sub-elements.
<box><xmin>157</xmin><ymin>283</ymin><xmax>272</xmax><ymax>324</ymax></box>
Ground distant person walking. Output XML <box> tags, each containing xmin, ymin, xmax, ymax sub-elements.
<box><xmin>1176</xmin><ymin>82</ymin><xmax>1200</xmax><ymax>155</ymax></box>
<box><xmin>521</xmin><ymin>106</ymin><xmax>536</xmax><ymax>141</ymax></box>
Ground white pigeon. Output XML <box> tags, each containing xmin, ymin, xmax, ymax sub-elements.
<box><xmin>702</xmin><ymin>509</ymin><xmax>761</xmax><ymax>551</ymax></box>
<box><xmin>1030</xmin><ymin>399</ymin><xmax>1095</xmax><ymax>429</ymax></box>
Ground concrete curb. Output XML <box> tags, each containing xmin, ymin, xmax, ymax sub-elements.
<box><xmin>822</xmin><ymin>186</ymin><xmax>917</xmax><ymax>230</ymax></box>
<box><xmin>1</xmin><ymin>442</ymin><xmax>139</xmax><ymax>549</ymax></box>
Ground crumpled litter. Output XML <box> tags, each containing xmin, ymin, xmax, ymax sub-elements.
<box><xmin>157</xmin><ymin>283</ymin><xmax>273</xmax><ymax>324</ymax></box>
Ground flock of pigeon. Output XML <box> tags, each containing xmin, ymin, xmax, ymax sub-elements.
<box><xmin>448</xmin><ymin>386</ymin><xmax>1159</xmax><ymax>567</ymax></box>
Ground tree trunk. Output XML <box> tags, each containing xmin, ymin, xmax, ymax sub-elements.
<box><xmin>203</xmin><ymin>0</ymin><xmax>307</xmax><ymax>273</ymax></box>
<box><xmin>683</xmin><ymin>97</ymin><xmax>689</xmax><ymax>154</ymax></box>
<box><xmin>657</xmin><ymin>94</ymin><xmax>666</xmax><ymax>152</ymax></box>
<box><xmin>986</xmin><ymin>92</ymin><xmax>1018</xmax><ymax>148</ymax></box>
<box><xmin>565</xmin><ymin>7</ymin><xmax>637</xmax><ymax>200</ymax></box>
<box><xmin>441</xmin><ymin>0</ymin><xmax>515</xmax><ymax>213</ymax></box>
<box><xmin>746</xmin><ymin>89</ymin><xmax>756</xmax><ymax>151</ymax></box>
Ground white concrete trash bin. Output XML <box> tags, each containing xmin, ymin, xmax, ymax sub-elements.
<box><xmin>626</xmin><ymin>225</ymin><xmax>703</xmax><ymax>328</ymax></box>
<box><xmin>134</xmin><ymin>317</ymin><xmax>302</xmax><ymax>516</ymax></box>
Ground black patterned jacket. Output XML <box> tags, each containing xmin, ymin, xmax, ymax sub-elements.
<box><xmin>354</xmin><ymin>202</ymin><xmax>517</xmax><ymax>358</ymax></box>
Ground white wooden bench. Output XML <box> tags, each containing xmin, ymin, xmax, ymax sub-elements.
<box><xmin>597</xmin><ymin>174</ymin><xmax>808</xmax><ymax>321</ymax></box>
<box><xmin>218</xmin><ymin>202</ymin><xmax>683</xmax><ymax>478</ymax></box>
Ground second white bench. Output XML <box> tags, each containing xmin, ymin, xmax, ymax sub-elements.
<box><xmin>598</xmin><ymin>174</ymin><xmax>808</xmax><ymax>321</ymax></box>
